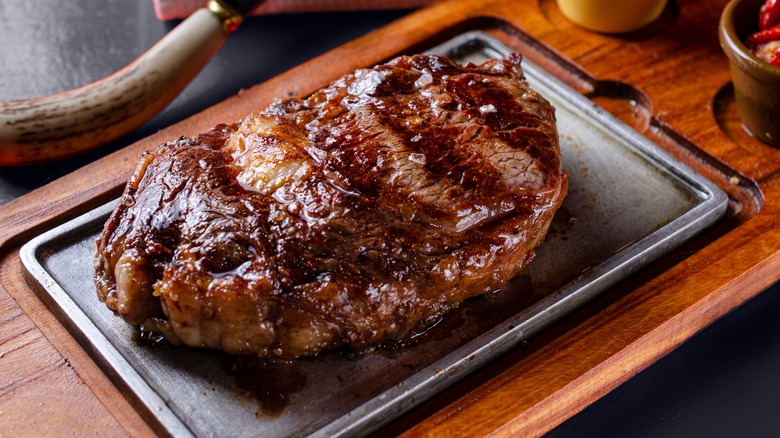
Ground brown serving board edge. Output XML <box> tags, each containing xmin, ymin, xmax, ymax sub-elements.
<box><xmin>2</xmin><ymin>0</ymin><xmax>780</xmax><ymax>436</ymax></box>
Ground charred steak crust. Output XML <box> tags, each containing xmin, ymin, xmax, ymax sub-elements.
<box><xmin>94</xmin><ymin>54</ymin><xmax>567</xmax><ymax>358</ymax></box>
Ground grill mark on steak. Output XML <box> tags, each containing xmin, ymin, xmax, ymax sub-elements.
<box><xmin>94</xmin><ymin>53</ymin><xmax>567</xmax><ymax>358</ymax></box>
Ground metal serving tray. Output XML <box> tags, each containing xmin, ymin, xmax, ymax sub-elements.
<box><xmin>20</xmin><ymin>31</ymin><xmax>728</xmax><ymax>437</ymax></box>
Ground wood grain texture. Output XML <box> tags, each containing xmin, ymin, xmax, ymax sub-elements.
<box><xmin>2</xmin><ymin>0</ymin><xmax>780</xmax><ymax>435</ymax></box>
<box><xmin>0</xmin><ymin>259</ymin><xmax>153</xmax><ymax>436</ymax></box>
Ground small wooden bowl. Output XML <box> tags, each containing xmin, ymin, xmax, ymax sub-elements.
<box><xmin>555</xmin><ymin>0</ymin><xmax>668</xmax><ymax>33</ymax></box>
<box><xmin>720</xmin><ymin>0</ymin><xmax>780</xmax><ymax>147</ymax></box>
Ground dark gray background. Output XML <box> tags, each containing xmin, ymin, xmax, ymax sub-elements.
<box><xmin>0</xmin><ymin>0</ymin><xmax>778</xmax><ymax>435</ymax></box>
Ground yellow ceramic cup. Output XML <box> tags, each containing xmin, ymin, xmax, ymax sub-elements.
<box><xmin>556</xmin><ymin>0</ymin><xmax>669</xmax><ymax>33</ymax></box>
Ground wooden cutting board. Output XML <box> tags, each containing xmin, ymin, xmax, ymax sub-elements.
<box><xmin>2</xmin><ymin>0</ymin><xmax>779</xmax><ymax>435</ymax></box>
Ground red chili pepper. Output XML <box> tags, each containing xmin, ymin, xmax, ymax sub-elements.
<box><xmin>760</xmin><ymin>0</ymin><xmax>780</xmax><ymax>30</ymax></box>
<box><xmin>746</xmin><ymin>23</ymin><xmax>780</xmax><ymax>47</ymax></box>
<box><xmin>772</xmin><ymin>47</ymin><xmax>780</xmax><ymax>67</ymax></box>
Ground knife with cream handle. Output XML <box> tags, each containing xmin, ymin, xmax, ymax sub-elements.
<box><xmin>0</xmin><ymin>0</ymin><xmax>263</xmax><ymax>166</ymax></box>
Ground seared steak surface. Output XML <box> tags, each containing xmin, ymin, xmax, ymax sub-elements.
<box><xmin>94</xmin><ymin>54</ymin><xmax>567</xmax><ymax>358</ymax></box>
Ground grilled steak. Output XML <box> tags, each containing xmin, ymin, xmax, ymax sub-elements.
<box><xmin>94</xmin><ymin>54</ymin><xmax>567</xmax><ymax>358</ymax></box>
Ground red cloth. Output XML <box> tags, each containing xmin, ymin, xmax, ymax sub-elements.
<box><xmin>153</xmin><ymin>0</ymin><xmax>435</xmax><ymax>20</ymax></box>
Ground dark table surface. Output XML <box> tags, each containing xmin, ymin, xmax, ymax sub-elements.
<box><xmin>1</xmin><ymin>0</ymin><xmax>778</xmax><ymax>435</ymax></box>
